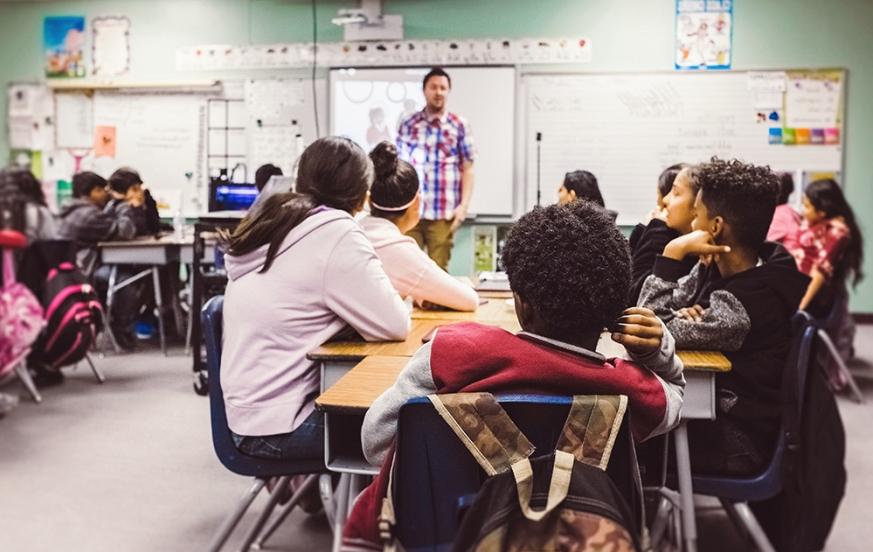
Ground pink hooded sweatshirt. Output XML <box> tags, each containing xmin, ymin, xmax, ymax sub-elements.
<box><xmin>360</xmin><ymin>215</ymin><xmax>479</xmax><ymax>312</ymax></box>
<box><xmin>221</xmin><ymin>208</ymin><xmax>410</xmax><ymax>436</ymax></box>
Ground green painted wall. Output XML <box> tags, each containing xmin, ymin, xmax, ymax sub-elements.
<box><xmin>1</xmin><ymin>0</ymin><xmax>872</xmax><ymax>309</ymax></box>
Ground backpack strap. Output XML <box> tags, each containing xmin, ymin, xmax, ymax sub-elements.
<box><xmin>427</xmin><ymin>393</ymin><xmax>535</xmax><ymax>475</ymax></box>
<box><xmin>511</xmin><ymin>449</ymin><xmax>575</xmax><ymax>522</ymax></box>
<box><xmin>556</xmin><ymin>395</ymin><xmax>628</xmax><ymax>470</ymax></box>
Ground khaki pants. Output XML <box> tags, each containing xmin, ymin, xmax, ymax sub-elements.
<box><xmin>406</xmin><ymin>219</ymin><xmax>454</xmax><ymax>271</ymax></box>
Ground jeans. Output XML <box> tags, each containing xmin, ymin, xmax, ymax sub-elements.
<box><xmin>231</xmin><ymin>409</ymin><xmax>325</xmax><ymax>461</ymax></box>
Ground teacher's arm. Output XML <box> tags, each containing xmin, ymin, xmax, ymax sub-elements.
<box><xmin>451</xmin><ymin>161</ymin><xmax>475</xmax><ymax>232</ymax></box>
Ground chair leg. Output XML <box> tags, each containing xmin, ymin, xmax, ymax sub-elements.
<box><xmin>320</xmin><ymin>473</ymin><xmax>337</xmax><ymax>530</ymax></box>
<box><xmin>152</xmin><ymin>267</ymin><xmax>167</xmax><ymax>356</ymax></box>
<box><xmin>85</xmin><ymin>354</ymin><xmax>106</xmax><ymax>384</ymax></box>
<box><xmin>251</xmin><ymin>474</ymin><xmax>318</xmax><ymax>549</ymax></box>
<box><xmin>718</xmin><ymin>498</ymin><xmax>751</xmax><ymax>544</ymax></box>
<box><xmin>103</xmin><ymin>265</ymin><xmax>122</xmax><ymax>354</ymax></box>
<box><xmin>331</xmin><ymin>473</ymin><xmax>351</xmax><ymax>552</ymax></box>
<box><xmin>14</xmin><ymin>362</ymin><xmax>41</xmax><ymax>403</ymax></box>
<box><xmin>648</xmin><ymin>495</ymin><xmax>674</xmax><ymax>550</ymax></box>
<box><xmin>237</xmin><ymin>475</ymin><xmax>292</xmax><ymax>552</ymax></box>
<box><xmin>724</xmin><ymin>502</ymin><xmax>775</xmax><ymax>552</ymax></box>
<box><xmin>208</xmin><ymin>478</ymin><xmax>266</xmax><ymax>552</ymax></box>
<box><xmin>672</xmin><ymin>421</ymin><xmax>698</xmax><ymax>552</ymax></box>
<box><xmin>817</xmin><ymin>329</ymin><xmax>865</xmax><ymax>403</ymax></box>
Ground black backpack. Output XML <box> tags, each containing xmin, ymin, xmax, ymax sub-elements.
<box><xmin>19</xmin><ymin>241</ymin><xmax>104</xmax><ymax>368</ymax></box>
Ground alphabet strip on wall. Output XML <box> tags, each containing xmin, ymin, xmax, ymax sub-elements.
<box><xmin>176</xmin><ymin>37</ymin><xmax>592</xmax><ymax>70</ymax></box>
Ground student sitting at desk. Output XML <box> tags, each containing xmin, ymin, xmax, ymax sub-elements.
<box><xmin>639</xmin><ymin>158</ymin><xmax>808</xmax><ymax>476</ymax></box>
<box><xmin>1</xmin><ymin>167</ymin><xmax>58</xmax><ymax>242</ymax></box>
<box><xmin>628</xmin><ymin>163</ymin><xmax>697</xmax><ymax>305</ymax></box>
<box><xmin>221</xmin><ymin>137</ymin><xmax>409</xmax><ymax>468</ymax></box>
<box><xmin>344</xmin><ymin>200</ymin><xmax>685</xmax><ymax>548</ymax></box>
<box><xmin>556</xmin><ymin>169</ymin><xmax>618</xmax><ymax>221</ymax></box>
<box><xmin>107</xmin><ymin>167</ymin><xmax>161</xmax><ymax>236</ymax></box>
<box><xmin>360</xmin><ymin>141</ymin><xmax>479</xmax><ymax>312</ymax></box>
<box><xmin>59</xmin><ymin>171</ymin><xmax>141</xmax><ymax>349</ymax></box>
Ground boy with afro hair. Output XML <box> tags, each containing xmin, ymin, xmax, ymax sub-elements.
<box><xmin>639</xmin><ymin>157</ymin><xmax>809</xmax><ymax>476</ymax></box>
<box><xmin>343</xmin><ymin>200</ymin><xmax>686</xmax><ymax>549</ymax></box>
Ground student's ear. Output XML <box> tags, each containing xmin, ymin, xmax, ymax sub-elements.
<box><xmin>568</xmin><ymin>189</ymin><xmax>577</xmax><ymax>202</ymax></box>
<box><xmin>512</xmin><ymin>292</ymin><xmax>534</xmax><ymax>330</ymax></box>
<box><xmin>710</xmin><ymin>216</ymin><xmax>726</xmax><ymax>241</ymax></box>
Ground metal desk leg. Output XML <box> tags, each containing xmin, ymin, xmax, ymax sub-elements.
<box><xmin>104</xmin><ymin>265</ymin><xmax>121</xmax><ymax>353</ymax></box>
<box><xmin>152</xmin><ymin>267</ymin><xmax>166</xmax><ymax>356</ymax></box>
<box><xmin>674</xmin><ymin>421</ymin><xmax>697</xmax><ymax>552</ymax></box>
<box><xmin>331</xmin><ymin>473</ymin><xmax>351</xmax><ymax>552</ymax></box>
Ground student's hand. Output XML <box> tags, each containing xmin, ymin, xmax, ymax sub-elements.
<box><xmin>450</xmin><ymin>203</ymin><xmax>468</xmax><ymax>233</ymax></box>
<box><xmin>126</xmin><ymin>187</ymin><xmax>145</xmax><ymax>208</ymax></box>
<box><xmin>611</xmin><ymin>307</ymin><xmax>664</xmax><ymax>356</ymax></box>
<box><xmin>676</xmin><ymin>304</ymin><xmax>705</xmax><ymax>322</ymax></box>
<box><xmin>663</xmin><ymin>229</ymin><xmax>730</xmax><ymax>262</ymax></box>
<box><xmin>648</xmin><ymin>207</ymin><xmax>667</xmax><ymax>223</ymax></box>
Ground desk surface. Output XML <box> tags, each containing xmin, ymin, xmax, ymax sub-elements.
<box><xmin>316</xmin><ymin>346</ymin><xmax>732</xmax><ymax>413</ymax></box>
<box><xmin>411</xmin><ymin>298</ymin><xmax>516</xmax><ymax>323</ymax></box>
<box><xmin>98</xmin><ymin>234</ymin><xmax>193</xmax><ymax>248</ymax></box>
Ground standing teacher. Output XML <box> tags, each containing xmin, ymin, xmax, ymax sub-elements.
<box><xmin>396</xmin><ymin>67</ymin><xmax>476</xmax><ymax>271</ymax></box>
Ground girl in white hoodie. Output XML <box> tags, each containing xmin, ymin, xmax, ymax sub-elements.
<box><xmin>221</xmin><ymin>137</ymin><xmax>410</xmax><ymax>461</ymax></box>
<box><xmin>361</xmin><ymin>141</ymin><xmax>479</xmax><ymax>312</ymax></box>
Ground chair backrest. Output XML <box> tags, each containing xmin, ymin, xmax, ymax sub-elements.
<box><xmin>201</xmin><ymin>295</ymin><xmax>323</xmax><ymax>477</ymax></box>
<box><xmin>392</xmin><ymin>394</ymin><xmax>640</xmax><ymax>550</ymax></box>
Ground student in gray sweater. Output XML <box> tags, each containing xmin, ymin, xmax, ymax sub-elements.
<box><xmin>639</xmin><ymin>158</ymin><xmax>809</xmax><ymax>476</ymax></box>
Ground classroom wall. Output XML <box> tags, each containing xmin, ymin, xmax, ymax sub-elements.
<box><xmin>1</xmin><ymin>0</ymin><xmax>872</xmax><ymax>310</ymax></box>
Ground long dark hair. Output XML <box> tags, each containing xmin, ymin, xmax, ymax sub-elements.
<box><xmin>227</xmin><ymin>136</ymin><xmax>373</xmax><ymax>273</ymax></box>
<box><xmin>805</xmin><ymin>178</ymin><xmax>864</xmax><ymax>286</ymax></box>
<box><xmin>369</xmin><ymin>141</ymin><xmax>418</xmax><ymax>220</ymax></box>
<box><xmin>657</xmin><ymin>163</ymin><xmax>689</xmax><ymax>199</ymax></box>
<box><xmin>563</xmin><ymin>170</ymin><xmax>604</xmax><ymax>207</ymax></box>
<box><xmin>6</xmin><ymin>167</ymin><xmax>48</xmax><ymax>206</ymax></box>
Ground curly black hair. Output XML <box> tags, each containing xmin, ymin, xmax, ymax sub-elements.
<box><xmin>502</xmin><ymin>201</ymin><xmax>630</xmax><ymax>336</ymax></box>
<box><xmin>697</xmin><ymin>157</ymin><xmax>779</xmax><ymax>249</ymax></box>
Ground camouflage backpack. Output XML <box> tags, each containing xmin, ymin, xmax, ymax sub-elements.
<box><xmin>382</xmin><ymin>393</ymin><xmax>643</xmax><ymax>552</ymax></box>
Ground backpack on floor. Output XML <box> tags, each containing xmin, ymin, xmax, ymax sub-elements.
<box><xmin>0</xmin><ymin>247</ymin><xmax>45</xmax><ymax>377</ymax></box>
<box><xmin>380</xmin><ymin>393</ymin><xmax>643</xmax><ymax>552</ymax></box>
<box><xmin>28</xmin><ymin>256</ymin><xmax>103</xmax><ymax>369</ymax></box>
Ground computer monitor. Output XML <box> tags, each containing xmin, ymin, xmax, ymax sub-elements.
<box><xmin>209</xmin><ymin>181</ymin><xmax>258</xmax><ymax>212</ymax></box>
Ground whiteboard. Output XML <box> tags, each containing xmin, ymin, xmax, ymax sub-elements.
<box><xmin>91</xmin><ymin>92</ymin><xmax>209</xmax><ymax>215</ymax></box>
<box><xmin>55</xmin><ymin>92</ymin><xmax>94</xmax><ymax>149</ymax></box>
<box><xmin>523</xmin><ymin>72</ymin><xmax>844</xmax><ymax>225</ymax></box>
<box><xmin>329</xmin><ymin>67</ymin><xmax>516</xmax><ymax>216</ymax></box>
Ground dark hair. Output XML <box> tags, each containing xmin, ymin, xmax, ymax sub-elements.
<box><xmin>72</xmin><ymin>171</ymin><xmax>108</xmax><ymax>199</ymax></box>
<box><xmin>369</xmin><ymin>141</ymin><xmax>419</xmax><ymax>220</ymax></box>
<box><xmin>501</xmin><ymin>201</ymin><xmax>630</xmax><ymax>337</ymax></box>
<box><xmin>108</xmin><ymin>167</ymin><xmax>143</xmax><ymax>194</ymax></box>
<box><xmin>658</xmin><ymin>163</ymin><xmax>689</xmax><ymax>199</ymax></box>
<box><xmin>562</xmin><ymin>170</ymin><xmax>604</xmax><ymax>207</ymax></box>
<box><xmin>423</xmin><ymin>67</ymin><xmax>451</xmax><ymax>89</ymax></box>
<box><xmin>254</xmin><ymin>163</ymin><xmax>283</xmax><ymax>192</ymax></box>
<box><xmin>4</xmin><ymin>167</ymin><xmax>47</xmax><ymax>206</ymax></box>
<box><xmin>776</xmin><ymin>172</ymin><xmax>795</xmax><ymax>205</ymax></box>
<box><xmin>805</xmin><ymin>178</ymin><xmax>864</xmax><ymax>286</ymax></box>
<box><xmin>0</xmin><ymin>169</ymin><xmax>27</xmax><ymax>232</ymax></box>
<box><xmin>227</xmin><ymin>136</ymin><xmax>373</xmax><ymax>273</ymax></box>
<box><xmin>697</xmin><ymin>158</ymin><xmax>779</xmax><ymax>249</ymax></box>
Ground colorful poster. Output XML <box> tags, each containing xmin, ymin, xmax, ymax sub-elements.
<box><xmin>675</xmin><ymin>0</ymin><xmax>732</xmax><ymax>70</ymax></box>
<box><xmin>44</xmin><ymin>16</ymin><xmax>86</xmax><ymax>78</ymax></box>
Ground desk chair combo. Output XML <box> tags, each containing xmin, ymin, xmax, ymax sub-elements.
<box><xmin>201</xmin><ymin>295</ymin><xmax>329</xmax><ymax>552</ymax></box>
<box><xmin>813</xmin><ymin>285</ymin><xmax>864</xmax><ymax>403</ymax></box>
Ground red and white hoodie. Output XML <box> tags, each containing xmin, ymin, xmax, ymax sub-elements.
<box><xmin>342</xmin><ymin>321</ymin><xmax>685</xmax><ymax>550</ymax></box>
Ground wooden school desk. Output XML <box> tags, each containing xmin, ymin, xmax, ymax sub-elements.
<box><xmin>313</xmin><ymin>317</ymin><xmax>729</xmax><ymax>552</ymax></box>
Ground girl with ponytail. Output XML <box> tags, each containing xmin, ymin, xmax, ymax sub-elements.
<box><xmin>361</xmin><ymin>141</ymin><xmax>479</xmax><ymax>311</ymax></box>
<box><xmin>221</xmin><ymin>136</ymin><xmax>410</xmax><ymax>464</ymax></box>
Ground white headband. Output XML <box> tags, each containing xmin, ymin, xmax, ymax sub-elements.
<box><xmin>371</xmin><ymin>195</ymin><xmax>417</xmax><ymax>212</ymax></box>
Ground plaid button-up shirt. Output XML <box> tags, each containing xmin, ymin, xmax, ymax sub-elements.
<box><xmin>396</xmin><ymin>110</ymin><xmax>476</xmax><ymax>220</ymax></box>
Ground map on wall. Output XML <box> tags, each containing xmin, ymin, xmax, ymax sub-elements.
<box><xmin>675</xmin><ymin>0</ymin><xmax>732</xmax><ymax>70</ymax></box>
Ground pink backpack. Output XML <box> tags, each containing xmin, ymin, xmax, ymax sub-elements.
<box><xmin>0</xmin><ymin>236</ymin><xmax>45</xmax><ymax>378</ymax></box>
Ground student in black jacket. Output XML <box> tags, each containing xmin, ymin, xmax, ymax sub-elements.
<box><xmin>107</xmin><ymin>167</ymin><xmax>161</xmax><ymax>236</ymax></box>
<box><xmin>639</xmin><ymin>158</ymin><xmax>809</xmax><ymax>476</ymax></box>
<box><xmin>628</xmin><ymin>163</ymin><xmax>697</xmax><ymax>304</ymax></box>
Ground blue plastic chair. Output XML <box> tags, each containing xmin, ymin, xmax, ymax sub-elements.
<box><xmin>687</xmin><ymin>311</ymin><xmax>817</xmax><ymax>552</ymax></box>
<box><xmin>201</xmin><ymin>295</ymin><xmax>326</xmax><ymax>551</ymax></box>
<box><xmin>391</xmin><ymin>394</ymin><xmax>641</xmax><ymax>551</ymax></box>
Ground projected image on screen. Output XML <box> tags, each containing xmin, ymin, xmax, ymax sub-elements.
<box><xmin>332</xmin><ymin>75</ymin><xmax>425</xmax><ymax>149</ymax></box>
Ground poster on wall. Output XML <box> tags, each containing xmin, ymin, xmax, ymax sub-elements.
<box><xmin>44</xmin><ymin>16</ymin><xmax>86</xmax><ymax>78</ymax></box>
<box><xmin>675</xmin><ymin>0</ymin><xmax>732</xmax><ymax>70</ymax></box>
<box><xmin>92</xmin><ymin>16</ymin><xmax>131</xmax><ymax>76</ymax></box>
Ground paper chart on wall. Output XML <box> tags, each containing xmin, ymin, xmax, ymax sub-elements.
<box><xmin>675</xmin><ymin>0</ymin><xmax>732</xmax><ymax>70</ymax></box>
<box><xmin>7</xmin><ymin>84</ymin><xmax>55</xmax><ymax>150</ymax></box>
<box><xmin>244</xmin><ymin>79</ymin><xmax>305</xmax><ymax>125</ymax></box>
<box><xmin>785</xmin><ymin>74</ymin><xmax>842</xmax><ymax>129</ymax></box>
<box><xmin>92</xmin><ymin>16</ymin><xmax>131</xmax><ymax>76</ymax></box>
<box><xmin>54</xmin><ymin>92</ymin><xmax>93</xmax><ymax>149</ymax></box>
